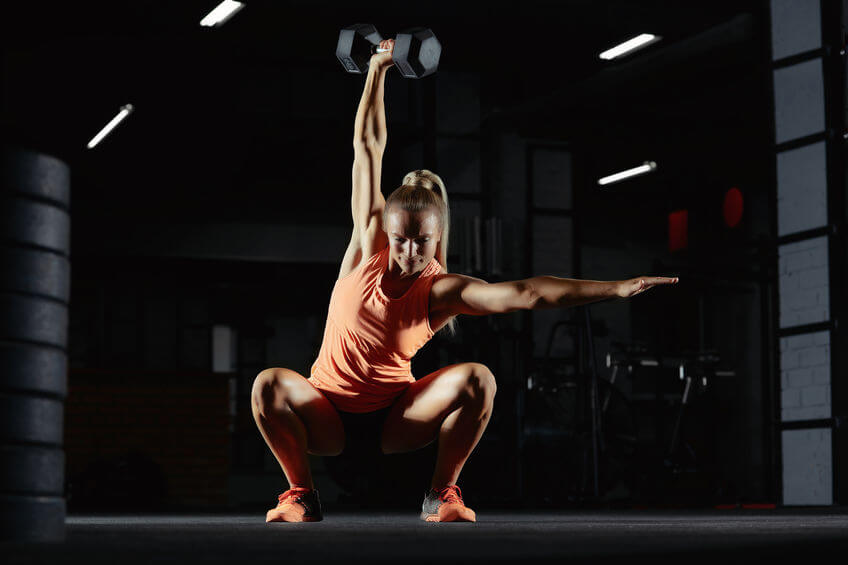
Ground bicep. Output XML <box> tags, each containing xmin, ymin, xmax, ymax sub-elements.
<box><xmin>447</xmin><ymin>276</ymin><xmax>535</xmax><ymax>316</ymax></box>
<box><xmin>352</xmin><ymin>146</ymin><xmax>387</xmax><ymax>228</ymax></box>
<box><xmin>351</xmin><ymin>147</ymin><xmax>389</xmax><ymax>263</ymax></box>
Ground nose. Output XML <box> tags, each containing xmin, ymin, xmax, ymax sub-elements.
<box><xmin>399</xmin><ymin>240</ymin><xmax>422</xmax><ymax>260</ymax></box>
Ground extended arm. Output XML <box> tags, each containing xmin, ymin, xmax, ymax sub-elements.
<box><xmin>350</xmin><ymin>42</ymin><xmax>393</xmax><ymax>246</ymax></box>
<box><xmin>436</xmin><ymin>274</ymin><xmax>679</xmax><ymax>317</ymax></box>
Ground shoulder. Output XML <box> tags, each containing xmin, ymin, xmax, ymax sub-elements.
<box><xmin>431</xmin><ymin>272</ymin><xmax>471</xmax><ymax>290</ymax></box>
<box><xmin>429</xmin><ymin>272</ymin><xmax>485</xmax><ymax>310</ymax></box>
<box><xmin>360</xmin><ymin>224</ymin><xmax>389</xmax><ymax>264</ymax></box>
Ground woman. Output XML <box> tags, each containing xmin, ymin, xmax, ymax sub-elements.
<box><xmin>251</xmin><ymin>39</ymin><xmax>679</xmax><ymax>523</ymax></box>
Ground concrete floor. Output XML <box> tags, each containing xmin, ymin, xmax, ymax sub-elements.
<box><xmin>5</xmin><ymin>508</ymin><xmax>848</xmax><ymax>564</ymax></box>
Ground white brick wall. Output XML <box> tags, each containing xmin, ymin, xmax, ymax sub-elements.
<box><xmin>771</xmin><ymin>0</ymin><xmax>833</xmax><ymax>508</ymax></box>
<box><xmin>770</xmin><ymin>0</ymin><xmax>821</xmax><ymax>60</ymax></box>
<box><xmin>780</xmin><ymin>330</ymin><xmax>831</xmax><ymax>421</ymax></box>
<box><xmin>782</xmin><ymin>428</ymin><xmax>832</xmax><ymax>505</ymax></box>
<box><xmin>776</xmin><ymin>142</ymin><xmax>828</xmax><ymax>236</ymax></box>
<box><xmin>778</xmin><ymin>236</ymin><xmax>829</xmax><ymax>328</ymax></box>
<box><xmin>772</xmin><ymin>58</ymin><xmax>826</xmax><ymax>144</ymax></box>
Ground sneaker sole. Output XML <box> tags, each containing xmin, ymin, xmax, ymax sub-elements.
<box><xmin>419</xmin><ymin>507</ymin><xmax>476</xmax><ymax>522</ymax></box>
<box><xmin>266</xmin><ymin>508</ymin><xmax>323</xmax><ymax>523</ymax></box>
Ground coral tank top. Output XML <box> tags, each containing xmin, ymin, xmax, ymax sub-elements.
<box><xmin>308</xmin><ymin>244</ymin><xmax>443</xmax><ymax>413</ymax></box>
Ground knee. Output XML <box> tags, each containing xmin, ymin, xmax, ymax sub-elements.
<box><xmin>465</xmin><ymin>363</ymin><xmax>497</xmax><ymax>400</ymax></box>
<box><xmin>251</xmin><ymin>368</ymin><xmax>290</xmax><ymax>414</ymax></box>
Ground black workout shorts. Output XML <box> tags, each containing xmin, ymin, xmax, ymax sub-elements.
<box><xmin>335</xmin><ymin>404</ymin><xmax>393</xmax><ymax>458</ymax></box>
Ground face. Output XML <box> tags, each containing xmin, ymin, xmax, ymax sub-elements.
<box><xmin>385</xmin><ymin>206</ymin><xmax>441</xmax><ymax>276</ymax></box>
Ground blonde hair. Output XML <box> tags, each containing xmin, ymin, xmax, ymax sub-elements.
<box><xmin>383</xmin><ymin>169</ymin><xmax>457</xmax><ymax>337</ymax></box>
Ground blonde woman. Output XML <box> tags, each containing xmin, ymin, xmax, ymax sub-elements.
<box><xmin>251</xmin><ymin>39</ymin><xmax>679</xmax><ymax>523</ymax></box>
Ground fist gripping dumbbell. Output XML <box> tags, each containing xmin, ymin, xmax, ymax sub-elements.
<box><xmin>336</xmin><ymin>23</ymin><xmax>441</xmax><ymax>79</ymax></box>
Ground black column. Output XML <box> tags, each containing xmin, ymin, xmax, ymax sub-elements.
<box><xmin>0</xmin><ymin>146</ymin><xmax>70</xmax><ymax>541</ymax></box>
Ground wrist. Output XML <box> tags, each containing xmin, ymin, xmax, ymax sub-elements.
<box><xmin>368</xmin><ymin>59</ymin><xmax>391</xmax><ymax>74</ymax></box>
<box><xmin>613</xmin><ymin>281</ymin><xmax>625</xmax><ymax>298</ymax></box>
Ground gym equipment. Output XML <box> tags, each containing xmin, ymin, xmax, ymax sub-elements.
<box><xmin>336</xmin><ymin>23</ymin><xmax>441</xmax><ymax>78</ymax></box>
<box><xmin>1</xmin><ymin>146</ymin><xmax>70</xmax><ymax>542</ymax></box>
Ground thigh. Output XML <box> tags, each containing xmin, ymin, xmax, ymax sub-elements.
<box><xmin>379</xmin><ymin>363</ymin><xmax>480</xmax><ymax>455</ymax></box>
<box><xmin>259</xmin><ymin>367</ymin><xmax>346</xmax><ymax>457</ymax></box>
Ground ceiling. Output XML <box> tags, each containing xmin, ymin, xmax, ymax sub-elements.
<box><xmin>2</xmin><ymin>0</ymin><xmax>766</xmax><ymax>226</ymax></box>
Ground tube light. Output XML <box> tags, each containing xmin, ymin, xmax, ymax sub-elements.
<box><xmin>599</xmin><ymin>33</ymin><xmax>662</xmax><ymax>60</ymax></box>
<box><xmin>86</xmin><ymin>104</ymin><xmax>134</xmax><ymax>149</ymax></box>
<box><xmin>200</xmin><ymin>0</ymin><xmax>245</xmax><ymax>27</ymax></box>
<box><xmin>597</xmin><ymin>161</ymin><xmax>657</xmax><ymax>186</ymax></box>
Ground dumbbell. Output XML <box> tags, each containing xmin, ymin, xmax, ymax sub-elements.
<box><xmin>336</xmin><ymin>24</ymin><xmax>441</xmax><ymax>79</ymax></box>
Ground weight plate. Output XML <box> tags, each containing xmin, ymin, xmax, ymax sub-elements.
<box><xmin>0</xmin><ymin>293</ymin><xmax>68</xmax><ymax>348</ymax></box>
<box><xmin>0</xmin><ymin>195</ymin><xmax>70</xmax><ymax>256</ymax></box>
<box><xmin>0</xmin><ymin>493</ymin><xmax>65</xmax><ymax>542</ymax></box>
<box><xmin>2</xmin><ymin>147</ymin><xmax>70</xmax><ymax>207</ymax></box>
<box><xmin>0</xmin><ymin>244</ymin><xmax>70</xmax><ymax>302</ymax></box>
<box><xmin>0</xmin><ymin>393</ymin><xmax>64</xmax><ymax>444</ymax></box>
<box><xmin>0</xmin><ymin>342</ymin><xmax>67</xmax><ymax>396</ymax></box>
<box><xmin>0</xmin><ymin>444</ymin><xmax>64</xmax><ymax>493</ymax></box>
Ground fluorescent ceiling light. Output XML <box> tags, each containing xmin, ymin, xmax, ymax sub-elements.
<box><xmin>86</xmin><ymin>104</ymin><xmax>134</xmax><ymax>149</ymax></box>
<box><xmin>597</xmin><ymin>161</ymin><xmax>657</xmax><ymax>186</ymax></box>
<box><xmin>200</xmin><ymin>0</ymin><xmax>245</xmax><ymax>27</ymax></box>
<box><xmin>599</xmin><ymin>33</ymin><xmax>662</xmax><ymax>60</ymax></box>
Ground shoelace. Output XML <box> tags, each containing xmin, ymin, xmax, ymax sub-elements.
<box><xmin>434</xmin><ymin>485</ymin><xmax>464</xmax><ymax>505</ymax></box>
<box><xmin>277</xmin><ymin>486</ymin><xmax>312</xmax><ymax>507</ymax></box>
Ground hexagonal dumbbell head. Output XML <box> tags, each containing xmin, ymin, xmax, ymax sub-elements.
<box><xmin>392</xmin><ymin>28</ymin><xmax>441</xmax><ymax>78</ymax></box>
<box><xmin>336</xmin><ymin>23</ymin><xmax>383</xmax><ymax>74</ymax></box>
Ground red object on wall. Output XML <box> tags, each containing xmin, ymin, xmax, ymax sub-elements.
<box><xmin>669</xmin><ymin>209</ymin><xmax>688</xmax><ymax>252</ymax></box>
<box><xmin>723</xmin><ymin>187</ymin><xmax>744</xmax><ymax>227</ymax></box>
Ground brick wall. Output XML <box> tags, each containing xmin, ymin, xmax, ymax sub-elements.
<box><xmin>781</xmin><ymin>427</ymin><xmax>833</xmax><ymax>505</ymax></box>
<box><xmin>779</xmin><ymin>330</ymin><xmax>831</xmax><ymax>421</ymax></box>
<box><xmin>778</xmin><ymin>235</ymin><xmax>829</xmax><ymax>327</ymax></box>
<box><xmin>770</xmin><ymin>0</ymin><xmax>833</xmax><ymax>506</ymax></box>
<box><xmin>64</xmin><ymin>368</ymin><xmax>232</xmax><ymax>510</ymax></box>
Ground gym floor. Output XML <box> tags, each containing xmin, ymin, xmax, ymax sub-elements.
<box><xmin>5</xmin><ymin>508</ymin><xmax>848</xmax><ymax>564</ymax></box>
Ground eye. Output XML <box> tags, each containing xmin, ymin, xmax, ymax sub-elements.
<box><xmin>394</xmin><ymin>238</ymin><xmax>404</xmax><ymax>242</ymax></box>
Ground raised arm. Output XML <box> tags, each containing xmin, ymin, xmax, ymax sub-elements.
<box><xmin>349</xmin><ymin>40</ymin><xmax>395</xmax><ymax>258</ymax></box>
<box><xmin>432</xmin><ymin>273</ymin><xmax>680</xmax><ymax>317</ymax></box>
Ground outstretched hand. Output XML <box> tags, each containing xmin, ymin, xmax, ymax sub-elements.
<box><xmin>616</xmin><ymin>276</ymin><xmax>679</xmax><ymax>298</ymax></box>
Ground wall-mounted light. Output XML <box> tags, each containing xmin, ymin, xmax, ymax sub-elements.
<box><xmin>86</xmin><ymin>104</ymin><xmax>134</xmax><ymax>149</ymax></box>
<box><xmin>597</xmin><ymin>161</ymin><xmax>657</xmax><ymax>186</ymax></box>
<box><xmin>599</xmin><ymin>33</ymin><xmax>662</xmax><ymax>60</ymax></box>
<box><xmin>200</xmin><ymin>0</ymin><xmax>245</xmax><ymax>27</ymax></box>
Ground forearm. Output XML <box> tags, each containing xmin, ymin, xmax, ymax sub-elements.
<box><xmin>526</xmin><ymin>276</ymin><xmax>621</xmax><ymax>310</ymax></box>
<box><xmin>353</xmin><ymin>64</ymin><xmax>389</xmax><ymax>149</ymax></box>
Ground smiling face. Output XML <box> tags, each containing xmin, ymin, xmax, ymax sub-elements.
<box><xmin>385</xmin><ymin>205</ymin><xmax>442</xmax><ymax>277</ymax></box>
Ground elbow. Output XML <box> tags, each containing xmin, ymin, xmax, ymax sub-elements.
<box><xmin>353</xmin><ymin>137</ymin><xmax>385</xmax><ymax>153</ymax></box>
<box><xmin>522</xmin><ymin>281</ymin><xmax>542</xmax><ymax>311</ymax></box>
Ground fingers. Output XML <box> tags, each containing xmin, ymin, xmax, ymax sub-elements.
<box><xmin>635</xmin><ymin>276</ymin><xmax>679</xmax><ymax>291</ymax></box>
<box><xmin>645</xmin><ymin>277</ymin><xmax>679</xmax><ymax>284</ymax></box>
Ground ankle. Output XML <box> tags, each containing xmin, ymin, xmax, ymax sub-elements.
<box><xmin>429</xmin><ymin>483</ymin><xmax>456</xmax><ymax>491</ymax></box>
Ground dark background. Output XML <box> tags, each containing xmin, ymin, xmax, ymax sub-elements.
<box><xmin>2</xmin><ymin>0</ymin><xmax>776</xmax><ymax>510</ymax></box>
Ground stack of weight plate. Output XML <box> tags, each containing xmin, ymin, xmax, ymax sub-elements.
<box><xmin>0</xmin><ymin>146</ymin><xmax>70</xmax><ymax>542</ymax></box>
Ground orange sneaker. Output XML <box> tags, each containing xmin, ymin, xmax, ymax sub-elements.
<box><xmin>420</xmin><ymin>484</ymin><xmax>476</xmax><ymax>522</ymax></box>
<box><xmin>266</xmin><ymin>487</ymin><xmax>323</xmax><ymax>523</ymax></box>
